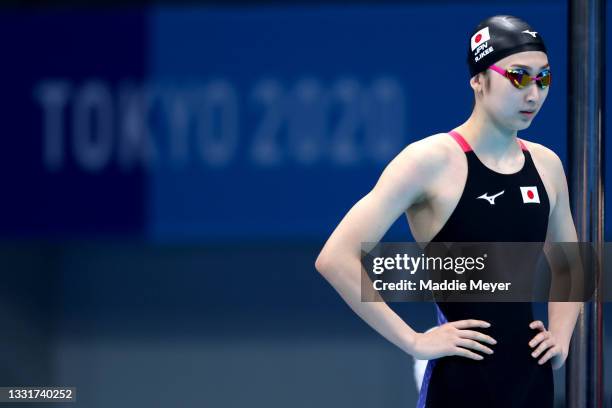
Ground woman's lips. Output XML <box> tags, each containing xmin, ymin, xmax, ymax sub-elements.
<box><xmin>520</xmin><ymin>110</ymin><xmax>535</xmax><ymax>117</ymax></box>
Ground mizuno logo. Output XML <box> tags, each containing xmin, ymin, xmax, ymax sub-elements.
<box><xmin>522</xmin><ymin>30</ymin><xmax>538</xmax><ymax>38</ymax></box>
<box><xmin>477</xmin><ymin>190</ymin><xmax>505</xmax><ymax>205</ymax></box>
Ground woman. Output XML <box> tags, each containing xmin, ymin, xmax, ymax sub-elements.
<box><xmin>315</xmin><ymin>15</ymin><xmax>580</xmax><ymax>407</ymax></box>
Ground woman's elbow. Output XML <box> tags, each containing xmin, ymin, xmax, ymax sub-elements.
<box><xmin>315</xmin><ymin>246</ymin><xmax>341</xmax><ymax>276</ymax></box>
<box><xmin>315</xmin><ymin>252</ymin><xmax>330</xmax><ymax>275</ymax></box>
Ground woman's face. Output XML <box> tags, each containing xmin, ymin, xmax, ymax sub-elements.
<box><xmin>478</xmin><ymin>51</ymin><xmax>550</xmax><ymax>131</ymax></box>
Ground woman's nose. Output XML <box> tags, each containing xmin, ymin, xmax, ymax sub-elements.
<box><xmin>525</xmin><ymin>82</ymin><xmax>540</xmax><ymax>103</ymax></box>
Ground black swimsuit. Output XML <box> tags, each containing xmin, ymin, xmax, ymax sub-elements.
<box><xmin>417</xmin><ymin>130</ymin><xmax>553</xmax><ymax>408</ymax></box>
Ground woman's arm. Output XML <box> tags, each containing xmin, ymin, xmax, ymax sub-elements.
<box><xmin>531</xmin><ymin>146</ymin><xmax>581</xmax><ymax>369</ymax></box>
<box><xmin>316</xmin><ymin>138</ymin><xmax>496</xmax><ymax>361</ymax></box>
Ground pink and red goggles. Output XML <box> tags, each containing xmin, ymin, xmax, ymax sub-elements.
<box><xmin>489</xmin><ymin>64</ymin><xmax>552</xmax><ymax>89</ymax></box>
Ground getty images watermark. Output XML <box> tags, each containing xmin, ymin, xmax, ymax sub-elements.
<box><xmin>370</xmin><ymin>251</ymin><xmax>507</xmax><ymax>293</ymax></box>
<box><xmin>361</xmin><ymin>242</ymin><xmax>599</xmax><ymax>302</ymax></box>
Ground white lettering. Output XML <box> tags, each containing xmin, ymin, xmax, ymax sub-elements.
<box><xmin>117</xmin><ymin>82</ymin><xmax>158</xmax><ymax>170</ymax></box>
<box><xmin>34</xmin><ymin>80</ymin><xmax>72</xmax><ymax>171</ymax></box>
<box><xmin>470</xmin><ymin>280</ymin><xmax>511</xmax><ymax>292</ymax></box>
<box><xmin>194</xmin><ymin>80</ymin><xmax>239</xmax><ymax>168</ymax></box>
<box><xmin>72</xmin><ymin>81</ymin><xmax>114</xmax><ymax>172</ymax></box>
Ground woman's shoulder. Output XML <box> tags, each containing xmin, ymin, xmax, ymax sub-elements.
<box><xmin>403</xmin><ymin>132</ymin><xmax>465</xmax><ymax>163</ymax></box>
<box><xmin>520</xmin><ymin>139</ymin><xmax>564</xmax><ymax>171</ymax></box>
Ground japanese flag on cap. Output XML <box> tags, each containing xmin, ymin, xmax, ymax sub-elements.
<box><xmin>471</xmin><ymin>27</ymin><xmax>491</xmax><ymax>51</ymax></box>
<box><xmin>520</xmin><ymin>186</ymin><xmax>540</xmax><ymax>204</ymax></box>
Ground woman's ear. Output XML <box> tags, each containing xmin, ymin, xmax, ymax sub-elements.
<box><xmin>470</xmin><ymin>73</ymin><xmax>482</xmax><ymax>94</ymax></box>
<box><xmin>470</xmin><ymin>72</ymin><xmax>487</xmax><ymax>96</ymax></box>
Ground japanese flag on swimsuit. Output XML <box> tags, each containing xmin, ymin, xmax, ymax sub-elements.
<box><xmin>520</xmin><ymin>186</ymin><xmax>540</xmax><ymax>203</ymax></box>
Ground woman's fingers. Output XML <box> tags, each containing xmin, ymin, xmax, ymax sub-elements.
<box><xmin>531</xmin><ymin>339</ymin><xmax>554</xmax><ymax>358</ymax></box>
<box><xmin>454</xmin><ymin>346</ymin><xmax>484</xmax><ymax>361</ymax></box>
<box><xmin>529</xmin><ymin>330</ymin><xmax>551</xmax><ymax>348</ymax></box>
<box><xmin>439</xmin><ymin>320</ymin><xmax>496</xmax><ymax>361</ymax></box>
<box><xmin>537</xmin><ymin>345</ymin><xmax>560</xmax><ymax>365</ymax></box>
<box><xmin>450</xmin><ymin>319</ymin><xmax>491</xmax><ymax>329</ymax></box>
<box><xmin>456</xmin><ymin>338</ymin><xmax>494</xmax><ymax>355</ymax></box>
<box><xmin>529</xmin><ymin>320</ymin><xmax>546</xmax><ymax>331</ymax></box>
<box><xmin>448</xmin><ymin>320</ymin><xmax>495</xmax><ymax>360</ymax></box>
<box><xmin>526</xmin><ymin>322</ymin><xmax>565</xmax><ymax>366</ymax></box>
<box><xmin>458</xmin><ymin>329</ymin><xmax>497</xmax><ymax>345</ymax></box>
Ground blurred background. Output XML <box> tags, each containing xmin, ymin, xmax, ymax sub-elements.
<box><xmin>0</xmin><ymin>0</ymin><xmax>610</xmax><ymax>406</ymax></box>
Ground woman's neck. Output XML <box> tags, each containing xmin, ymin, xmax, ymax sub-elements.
<box><xmin>454</xmin><ymin>109</ymin><xmax>520</xmax><ymax>158</ymax></box>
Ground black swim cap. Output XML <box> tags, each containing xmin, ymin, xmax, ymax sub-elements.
<box><xmin>467</xmin><ymin>15</ymin><xmax>547</xmax><ymax>78</ymax></box>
